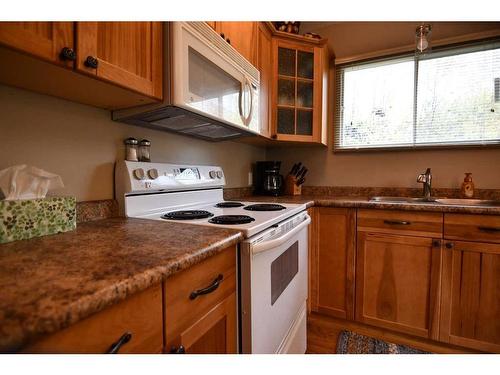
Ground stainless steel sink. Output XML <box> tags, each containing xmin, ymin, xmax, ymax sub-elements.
<box><xmin>435</xmin><ymin>198</ymin><xmax>500</xmax><ymax>207</ymax></box>
<box><xmin>370</xmin><ymin>196</ymin><xmax>500</xmax><ymax>207</ymax></box>
<box><xmin>369</xmin><ymin>196</ymin><xmax>438</xmax><ymax>204</ymax></box>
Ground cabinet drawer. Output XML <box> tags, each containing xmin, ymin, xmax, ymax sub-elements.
<box><xmin>357</xmin><ymin>209</ymin><xmax>442</xmax><ymax>237</ymax></box>
<box><xmin>23</xmin><ymin>284</ymin><xmax>163</xmax><ymax>353</ymax></box>
<box><xmin>444</xmin><ymin>214</ymin><xmax>500</xmax><ymax>243</ymax></box>
<box><xmin>164</xmin><ymin>246</ymin><xmax>236</xmax><ymax>348</ymax></box>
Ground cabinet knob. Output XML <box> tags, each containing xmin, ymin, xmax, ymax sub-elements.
<box><xmin>271</xmin><ymin>134</ymin><xmax>277</xmax><ymax>140</ymax></box>
<box><xmin>445</xmin><ymin>242</ymin><xmax>454</xmax><ymax>249</ymax></box>
<box><xmin>220</xmin><ymin>33</ymin><xmax>225</xmax><ymax>39</ymax></box>
<box><xmin>432</xmin><ymin>240</ymin><xmax>441</xmax><ymax>247</ymax></box>
<box><xmin>170</xmin><ymin>345</ymin><xmax>185</xmax><ymax>354</ymax></box>
<box><xmin>84</xmin><ymin>56</ymin><xmax>98</xmax><ymax>69</ymax></box>
<box><xmin>226</xmin><ymin>38</ymin><xmax>231</xmax><ymax>44</ymax></box>
<box><xmin>59</xmin><ymin>47</ymin><xmax>76</xmax><ymax>61</ymax></box>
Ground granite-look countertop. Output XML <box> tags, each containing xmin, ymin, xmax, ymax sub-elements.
<box><xmin>238</xmin><ymin>195</ymin><xmax>500</xmax><ymax>215</ymax></box>
<box><xmin>0</xmin><ymin>218</ymin><xmax>243</xmax><ymax>352</ymax></box>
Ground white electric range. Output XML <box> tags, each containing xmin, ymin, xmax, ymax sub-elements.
<box><xmin>115</xmin><ymin>161</ymin><xmax>310</xmax><ymax>354</ymax></box>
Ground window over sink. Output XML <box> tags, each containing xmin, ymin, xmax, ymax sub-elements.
<box><xmin>334</xmin><ymin>40</ymin><xmax>500</xmax><ymax>151</ymax></box>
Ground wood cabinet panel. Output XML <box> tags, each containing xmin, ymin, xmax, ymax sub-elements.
<box><xmin>440</xmin><ymin>240</ymin><xmax>500</xmax><ymax>352</ymax></box>
<box><xmin>310</xmin><ymin>208</ymin><xmax>356</xmax><ymax>319</ymax></box>
<box><xmin>444</xmin><ymin>213</ymin><xmax>500</xmax><ymax>244</ymax></box>
<box><xmin>271</xmin><ymin>38</ymin><xmax>328</xmax><ymax>144</ymax></box>
<box><xmin>0</xmin><ymin>22</ymin><xmax>73</xmax><ymax>66</ymax></box>
<box><xmin>23</xmin><ymin>285</ymin><xmax>163</xmax><ymax>354</ymax></box>
<box><xmin>357</xmin><ymin>209</ymin><xmax>443</xmax><ymax>237</ymax></box>
<box><xmin>164</xmin><ymin>246</ymin><xmax>237</xmax><ymax>354</ymax></box>
<box><xmin>215</xmin><ymin>22</ymin><xmax>257</xmax><ymax>65</ymax></box>
<box><xmin>355</xmin><ymin>233</ymin><xmax>442</xmax><ymax>339</ymax></box>
<box><xmin>174</xmin><ymin>292</ymin><xmax>237</xmax><ymax>354</ymax></box>
<box><xmin>76</xmin><ymin>22</ymin><xmax>162</xmax><ymax>99</ymax></box>
<box><xmin>257</xmin><ymin>23</ymin><xmax>272</xmax><ymax>138</ymax></box>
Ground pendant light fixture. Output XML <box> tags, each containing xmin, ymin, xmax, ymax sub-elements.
<box><xmin>415</xmin><ymin>24</ymin><xmax>432</xmax><ymax>54</ymax></box>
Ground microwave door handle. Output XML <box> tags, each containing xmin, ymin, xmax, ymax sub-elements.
<box><xmin>238</xmin><ymin>81</ymin><xmax>246</xmax><ymax>123</ymax></box>
<box><xmin>245</xmin><ymin>78</ymin><xmax>255</xmax><ymax>126</ymax></box>
<box><xmin>251</xmin><ymin>215</ymin><xmax>311</xmax><ymax>255</ymax></box>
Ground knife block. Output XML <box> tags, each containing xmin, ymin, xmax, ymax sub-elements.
<box><xmin>284</xmin><ymin>175</ymin><xmax>302</xmax><ymax>196</ymax></box>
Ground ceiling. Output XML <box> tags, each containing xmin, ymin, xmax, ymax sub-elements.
<box><xmin>300</xmin><ymin>22</ymin><xmax>500</xmax><ymax>59</ymax></box>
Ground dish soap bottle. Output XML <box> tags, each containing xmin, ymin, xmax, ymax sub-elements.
<box><xmin>461</xmin><ymin>173</ymin><xmax>475</xmax><ymax>198</ymax></box>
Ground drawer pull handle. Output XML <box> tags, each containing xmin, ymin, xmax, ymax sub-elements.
<box><xmin>478</xmin><ymin>226</ymin><xmax>500</xmax><ymax>233</ymax></box>
<box><xmin>383</xmin><ymin>220</ymin><xmax>411</xmax><ymax>226</ymax></box>
<box><xmin>445</xmin><ymin>242</ymin><xmax>454</xmax><ymax>249</ymax></box>
<box><xmin>170</xmin><ymin>345</ymin><xmax>186</xmax><ymax>354</ymax></box>
<box><xmin>189</xmin><ymin>274</ymin><xmax>223</xmax><ymax>300</ymax></box>
<box><xmin>107</xmin><ymin>332</ymin><xmax>132</xmax><ymax>354</ymax></box>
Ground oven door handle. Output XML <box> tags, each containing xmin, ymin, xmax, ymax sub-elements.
<box><xmin>251</xmin><ymin>215</ymin><xmax>311</xmax><ymax>255</ymax></box>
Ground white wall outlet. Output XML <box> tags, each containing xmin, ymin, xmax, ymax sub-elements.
<box><xmin>248</xmin><ymin>171</ymin><xmax>253</xmax><ymax>186</ymax></box>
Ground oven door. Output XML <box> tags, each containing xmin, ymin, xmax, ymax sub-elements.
<box><xmin>240</xmin><ymin>213</ymin><xmax>310</xmax><ymax>354</ymax></box>
<box><xmin>171</xmin><ymin>22</ymin><xmax>260</xmax><ymax>134</ymax></box>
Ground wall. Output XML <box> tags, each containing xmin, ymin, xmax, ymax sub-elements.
<box><xmin>0</xmin><ymin>84</ymin><xmax>265</xmax><ymax>201</ymax></box>
<box><xmin>267</xmin><ymin>22</ymin><xmax>500</xmax><ymax>190</ymax></box>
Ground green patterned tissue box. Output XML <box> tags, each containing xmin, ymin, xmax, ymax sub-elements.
<box><xmin>0</xmin><ymin>197</ymin><xmax>76</xmax><ymax>244</ymax></box>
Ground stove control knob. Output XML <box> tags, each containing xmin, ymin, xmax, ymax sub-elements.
<box><xmin>209</xmin><ymin>170</ymin><xmax>217</xmax><ymax>179</ymax></box>
<box><xmin>133</xmin><ymin>168</ymin><xmax>146</xmax><ymax>180</ymax></box>
<box><xmin>216</xmin><ymin>171</ymin><xmax>223</xmax><ymax>179</ymax></box>
<box><xmin>148</xmin><ymin>168</ymin><xmax>159</xmax><ymax>180</ymax></box>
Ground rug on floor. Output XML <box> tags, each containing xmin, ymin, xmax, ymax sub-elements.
<box><xmin>336</xmin><ymin>330</ymin><xmax>429</xmax><ymax>354</ymax></box>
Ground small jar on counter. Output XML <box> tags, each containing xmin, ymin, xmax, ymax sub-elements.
<box><xmin>139</xmin><ymin>139</ymin><xmax>151</xmax><ymax>162</ymax></box>
<box><xmin>124</xmin><ymin>137</ymin><xmax>139</xmax><ymax>161</ymax></box>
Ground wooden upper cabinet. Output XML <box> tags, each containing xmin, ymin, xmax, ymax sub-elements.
<box><xmin>271</xmin><ymin>38</ymin><xmax>328</xmax><ymax>144</ymax></box>
<box><xmin>440</xmin><ymin>240</ymin><xmax>500</xmax><ymax>352</ymax></box>
<box><xmin>355</xmin><ymin>232</ymin><xmax>442</xmax><ymax>339</ymax></box>
<box><xmin>76</xmin><ymin>22</ymin><xmax>162</xmax><ymax>99</ymax></box>
<box><xmin>0</xmin><ymin>22</ymin><xmax>74</xmax><ymax>66</ymax></box>
<box><xmin>310</xmin><ymin>207</ymin><xmax>356</xmax><ymax>320</ymax></box>
<box><xmin>257</xmin><ymin>23</ymin><xmax>272</xmax><ymax>138</ymax></box>
<box><xmin>205</xmin><ymin>22</ymin><xmax>216</xmax><ymax>31</ymax></box>
<box><xmin>213</xmin><ymin>22</ymin><xmax>257</xmax><ymax>66</ymax></box>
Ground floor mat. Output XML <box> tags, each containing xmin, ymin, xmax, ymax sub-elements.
<box><xmin>336</xmin><ymin>330</ymin><xmax>429</xmax><ymax>354</ymax></box>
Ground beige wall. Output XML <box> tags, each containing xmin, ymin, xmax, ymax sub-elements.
<box><xmin>0</xmin><ymin>84</ymin><xmax>265</xmax><ymax>201</ymax></box>
<box><xmin>268</xmin><ymin>22</ymin><xmax>500</xmax><ymax>190</ymax></box>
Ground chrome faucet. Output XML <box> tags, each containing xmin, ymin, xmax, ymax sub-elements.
<box><xmin>417</xmin><ymin>168</ymin><xmax>432</xmax><ymax>200</ymax></box>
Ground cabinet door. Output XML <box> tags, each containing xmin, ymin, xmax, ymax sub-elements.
<box><xmin>76</xmin><ymin>22</ymin><xmax>162</xmax><ymax>99</ymax></box>
<box><xmin>310</xmin><ymin>208</ymin><xmax>356</xmax><ymax>319</ymax></box>
<box><xmin>271</xmin><ymin>39</ymin><xmax>327</xmax><ymax>144</ymax></box>
<box><xmin>0</xmin><ymin>22</ymin><xmax>74</xmax><ymax>66</ymax></box>
<box><xmin>440</xmin><ymin>240</ymin><xmax>500</xmax><ymax>352</ymax></box>
<box><xmin>355</xmin><ymin>233</ymin><xmax>442</xmax><ymax>339</ymax></box>
<box><xmin>215</xmin><ymin>22</ymin><xmax>257</xmax><ymax>65</ymax></box>
<box><xmin>257</xmin><ymin>23</ymin><xmax>272</xmax><ymax>138</ymax></box>
<box><xmin>168</xmin><ymin>293</ymin><xmax>237</xmax><ymax>354</ymax></box>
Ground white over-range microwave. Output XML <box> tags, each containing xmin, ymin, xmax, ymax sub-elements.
<box><xmin>113</xmin><ymin>22</ymin><xmax>260</xmax><ymax>141</ymax></box>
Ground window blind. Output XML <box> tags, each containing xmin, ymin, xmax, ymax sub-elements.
<box><xmin>334</xmin><ymin>40</ymin><xmax>500</xmax><ymax>151</ymax></box>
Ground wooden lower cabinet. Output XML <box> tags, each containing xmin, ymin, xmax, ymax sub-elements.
<box><xmin>164</xmin><ymin>246</ymin><xmax>237</xmax><ymax>354</ymax></box>
<box><xmin>309</xmin><ymin>207</ymin><xmax>356</xmax><ymax>319</ymax></box>
<box><xmin>439</xmin><ymin>240</ymin><xmax>500</xmax><ymax>352</ymax></box>
<box><xmin>23</xmin><ymin>285</ymin><xmax>163</xmax><ymax>354</ymax></box>
<box><xmin>355</xmin><ymin>232</ymin><xmax>442</xmax><ymax>339</ymax></box>
<box><xmin>169</xmin><ymin>293</ymin><xmax>237</xmax><ymax>354</ymax></box>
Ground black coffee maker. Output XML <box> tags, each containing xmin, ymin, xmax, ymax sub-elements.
<box><xmin>253</xmin><ymin>161</ymin><xmax>284</xmax><ymax>196</ymax></box>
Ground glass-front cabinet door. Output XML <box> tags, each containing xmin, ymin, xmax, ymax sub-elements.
<box><xmin>272</xmin><ymin>39</ymin><xmax>328</xmax><ymax>144</ymax></box>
